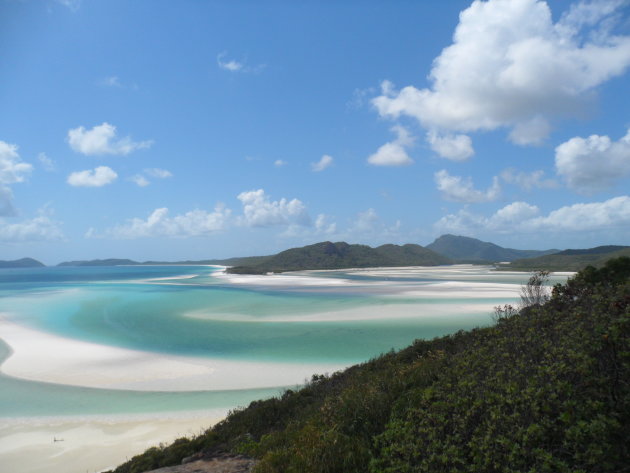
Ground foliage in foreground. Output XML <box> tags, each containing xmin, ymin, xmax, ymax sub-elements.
<box><xmin>110</xmin><ymin>257</ymin><xmax>630</xmax><ymax>473</ymax></box>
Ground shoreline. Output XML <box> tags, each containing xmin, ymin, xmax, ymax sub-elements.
<box><xmin>0</xmin><ymin>319</ymin><xmax>348</xmax><ymax>392</ymax></box>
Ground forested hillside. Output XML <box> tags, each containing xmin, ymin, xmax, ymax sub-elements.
<box><xmin>505</xmin><ymin>246</ymin><xmax>630</xmax><ymax>271</ymax></box>
<box><xmin>227</xmin><ymin>241</ymin><xmax>451</xmax><ymax>274</ymax></box>
<box><xmin>110</xmin><ymin>257</ymin><xmax>630</xmax><ymax>473</ymax></box>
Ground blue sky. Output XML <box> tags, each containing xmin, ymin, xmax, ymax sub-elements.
<box><xmin>1</xmin><ymin>0</ymin><xmax>630</xmax><ymax>264</ymax></box>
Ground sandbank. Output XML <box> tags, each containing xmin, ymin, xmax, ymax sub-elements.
<box><xmin>0</xmin><ymin>319</ymin><xmax>347</xmax><ymax>391</ymax></box>
<box><xmin>0</xmin><ymin>413</ymin><xmax>222</xmax><ymax>473</ymax></box>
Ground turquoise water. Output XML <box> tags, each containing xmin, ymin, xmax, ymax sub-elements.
<box><xmin>0</xmin><ymin>265</ymin><xmax>550</xmax><ymax>418</ymax></box>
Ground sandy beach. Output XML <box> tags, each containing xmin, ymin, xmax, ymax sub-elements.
<box><xmin>0</xmin><ymin>414</ymin><xmax>223</xmax><ymax>473</ymax></box>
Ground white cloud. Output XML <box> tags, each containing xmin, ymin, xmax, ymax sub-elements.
<box><xmin>434</xmin><ymin>195</ymin><xmax>630</xmax><ymax>234</ymax></box>
<box><xmin>217</xmin><ymin>52</ymin><xmax>265</xmax><ymax>73</ymax></box>
<box><xmin>274</xmin><ymin>159</ymin><xmax>287</xmax><ymax>167</ymax></box>
<box><xmin>237</xmin><ymin>189</ymin><xmax>310</xmax><ymax>227</ymax></box>
<box><xmin>67</xmin><ymin>122</ymin><xmax>153</xmax><ymax>156</ymax></box>
<box><xmin>312</xmin><ymin>155</ymin><xmax>334</xmax><ymax>172</ymax></box>
<box><xmin>0</xmin><ymin>141</ymin><xmax>33</xmax><ymax>216</ymax></box>
<box><xmin>217</xmin><ymin>52</ymin><xmax>244</xmax><ymax>72</ymax></box>
<box><xmin>529</xmin><ymin>195</ymin><xmax>630</xmax><ymax>230</ymax></box>
<box><xmin>67</xmin><ymin>166</ymin><xmax>118</xmax><ymax>187</ymax></box>
<box><xmin>500</xmin><ymin>168</ymin><xmax>557</xmax><ymax>190</ymax></box>
<box><xmin>38</xmin><ymin>152</ymin><xmax>55</xmax><ymax>172</ymax></box>
<box><xmin>367</xmin><ymin>125</ymin><xmax>414</xmax><ymax>166</ymax></box>
<box><xmin>555</xmin><ymin>128</ymin><xmax>630</xmax><ymax>193</ymax></box>
<box><xmin>0</xmin><ymin>211</ymin><xmax>64</xmax><ymax>242</ymax></box>
<box><xmin>103</xmin><ymin>205</ymin><xmax>231</xmax><ymax>239</ymax></box>
<box><xmin>373</xmin><ymin>0</ymin><xmax>630</xmax><ymax>145</ymax></box>
<box><xmin>0</xmin><ymin>141</ymin><xmax>32</xmax><ymax>185</ymax></box>
<box><xmin>434</xmin><ymin>170</ymin><xmax>501</xmax><ymax>203</ymax></box>
<box><xmin>426</xmin><ymin>131</ymin><xmax>474</xmax><ymax>161</ymax></box>
<box><xmin>315</xmin><ymin>214</ymin><xmax>337</xmax><ymax>234</ymax></box>
<box><xmin>144</xmin><ymin>168</ymin><xmax>173</xmax><ymax>179</ymax></box>
<box><xmin>130</xmin><ymin>175</ymin><xmax>150</xmax><ymax>187</ymax></box>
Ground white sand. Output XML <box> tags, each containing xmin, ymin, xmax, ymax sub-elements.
<box><xmin>0</xmin><ymin>319</ymin><xmax>347</xmax><ymax>391</ymax></box>
<box><xmin>0</xmin><ymin>414</ymin><xmax>223</xmax><ymax>473</ymax></box>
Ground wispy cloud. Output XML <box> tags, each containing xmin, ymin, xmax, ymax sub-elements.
<box><xmin>312</xmin><ymin>155</ymin><xmax>333</xmax><ymax>172</ymax></box>
<box><xmin>217</xmin><ymin>52</ymin><xmax>266</xmax><ymax>73</ymax></box>
<box><xmin>38</xmin><ymin>152</ymin><xmax>55</xmax><ymax>172</ymax></box>
<box><xmin>0</xmin><ymin>141</ymin><xmax>33</xmax><ymax>216</ymax></box>
<box><xmin>434</xmin><ymin>170</ymin><xmax>500</xmax><ymax>203</ymax></box>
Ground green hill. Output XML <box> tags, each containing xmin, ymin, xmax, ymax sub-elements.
<box><xmin>109</xmin><ymin>257</ymin><xmax>630</xmax><ymax>473</ymax></box>
<box><xmin>0</xmin><ymin>257</ymin><xmax>45</xmax><ymax>268</ymax></box>
<box><xmin>503</xmin><ymin>246</ymin><xmax>630</xmax><ymax>271</ymax></box>
<box><xmin>427</xmin><ymin>234</ymin><xmax>557</xmax><ymax>262</ymax></box>
<box><xmin>227</xmin><ymin>241</ymin><xmax>451</xmax><ymax>274</ymax></box>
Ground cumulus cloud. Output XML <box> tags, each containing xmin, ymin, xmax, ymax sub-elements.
<box><xmin>312</xmin><ymin>155</ymin><xmax>334</xmax><ymax>172</ymax></box>
<box><xmin>274</xmin><ymin>159</ymin><xmax>287</xmax><ymax>167</ymax></box>
<box><xmin>373</xmin><ymin>0</ymin><xmax>630</xmax><ymax>146</ymax></box>
<box><xmin>0</xmin><ymin>209</ymin><xmax>64</xmax><ymax>242</ymax></box>
<box><xmin>67</xmin><ymin>122</ymin><xmax>153</xmax><ymax>156</ymax></box>
<box><xmin>435</xmin><ymin>195</ymin><xmax>630</xmax><ymax>234</ymax></box>
<box><xmin>0</xmin><ymin>141</ymin><xmax>33</xmax><ymax>216</ymax></box>
<box><xmin>237</xmin><ymin>189</ymin><xmax>310</xmax><ymax>227</ymax></box>
<box><xmin>500</xmin><ymin>168</ymin><xmax>557</xmax><ymax>190</ymax></box>
<box><xmin>367</xmin><ymin>125</ymin><xmax>414</xmax><ymax>166</ymax></box>
<box><xmin>102</xmin><ymin>205</ymin><xmax>231</xmax><ymax>239</ymax></box>
<box><xmin>426</xmin><ymin>131</ymin><xmax>474</xmax><ymax>161</ymax></box>
<box><xmin>555</xmin><ymin>128</ymin><xmax>630</xmax><ymax>193</ymax></box>
<box><xmin>67</xmin><ymin>166</ymin><xmax>118</xmax><ymax>187</ymax></box>
<box><xmin>434</xmin><ymin>170</ymin><xmax>501</xmax><ymax>203</ymax></box>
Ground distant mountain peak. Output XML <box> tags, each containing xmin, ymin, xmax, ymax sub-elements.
<box><xmin>427</xmin><ymin>234</ymin><xmax>557</xmax><ymax>263</ymax></box>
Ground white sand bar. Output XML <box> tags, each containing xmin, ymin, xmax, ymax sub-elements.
<box><xmin>0</xmin><ymin>414</ymin><xmax>222</xmax><ymax>473</ymax></box>
<box><xmin>0</xmin><ymin>320</ymin><xmax>347</xmax><ymax>391</ymax></box>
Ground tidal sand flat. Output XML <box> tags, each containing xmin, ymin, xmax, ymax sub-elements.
<box><xmin>0</xmin><ymin>265</ymin><xmax>565</xmax><ymax>473</ymax></box>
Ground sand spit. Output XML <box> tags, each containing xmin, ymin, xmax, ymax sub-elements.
<box><xmin>0</xmin><ymin>319</ymin><xmax>347</xmax><ymax>392</ymax></box>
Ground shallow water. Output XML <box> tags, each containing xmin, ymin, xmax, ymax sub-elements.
<box><xmin>0</xmin><ymin>265</ymin><xmax>566</xmax><ymax>418</ymax></box>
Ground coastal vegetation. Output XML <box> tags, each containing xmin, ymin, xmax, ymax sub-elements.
<box><xmin>109</xmin><ymin>256</ymin><xmax>630</xmax><ymax>473</ymax></box>
<box><xmin>503</xmin><ymin>245</ymin><xmax>630</xmax><ymax>272</ymax></box>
